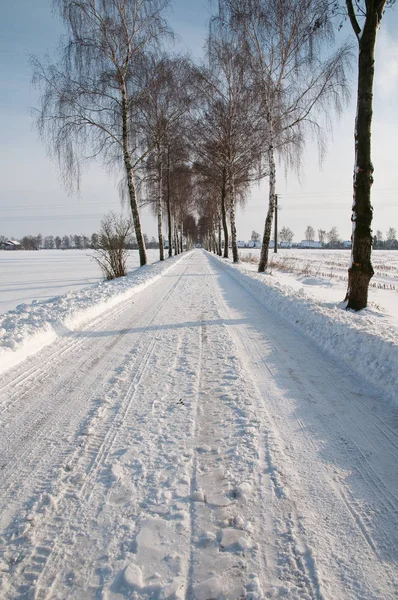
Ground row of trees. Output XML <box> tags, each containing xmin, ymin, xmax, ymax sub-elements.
<box><xmin>0</xmin><ymin>232</ymin><xmax>160</xmax><ymax>251</ymax></box>
<box><xmin>33</xmin><ymin>0</ymin><xmax>394</xmax><ymax>309</ymax></box>
<box><xmin>251</xmin><ymin>225</ymin><xmax>397</xmax><ymax>249</ymax></box>
<box><xmin>33</xmin><ymin>0</ymin><xmax>349</xmax><ymax>264</ymax></box>
<box><xmin>5</xmin><ymin>222</ymin><xmax>396</xmax><ymax>253</ymax></box>
<box><xmin>304</xmin><ymin>226</ymin><xmax>397</xmax><ymax>246</ymax></box>
<box><xmin>33</xmin><ymin>0</ymin><xmax>198</xmax><ymax>269</ymax></box>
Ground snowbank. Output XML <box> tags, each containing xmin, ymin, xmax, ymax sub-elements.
<box><xmin>0</xmin><ymin>253</ymin><xmax>189</xmax><ymax>376</ymax></box>
<box><xmin>208</xmin><ymin>253</ymin><xmax>398</xmax><ymax>407</ymax></box>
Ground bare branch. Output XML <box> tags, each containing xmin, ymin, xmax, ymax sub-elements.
<box><xmin>346</xmin><ymin>0</ymin><xmax>362</xmax><ymax>37</ymax></box>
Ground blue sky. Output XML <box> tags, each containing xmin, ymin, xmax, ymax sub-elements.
<box><xmin>0</xmin><ymin>1</ymin><xmax>397</xmax><ymax>243</ymax></box>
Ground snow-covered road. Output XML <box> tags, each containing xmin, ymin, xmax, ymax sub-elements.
<box><xmin>0</xmin><ymin>250</ymin><xmax>397</xmax><ymax>599</ymax></box>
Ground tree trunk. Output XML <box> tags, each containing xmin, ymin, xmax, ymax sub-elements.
<box><xmin>157</xmin><ymin>146</ymin><xmax>164</xmax><ymax>261</ymax></box>
<box><xmin>121</xmin><ymin>84</ymin><xmax>146</xmax><ymax>266</ymax></box>
<box><xmin>221</xmin><ymin>169</ymin><xmax>229</xmax><ymax>258</ymax></box>
<box><xmin>174</xmin><ymin>222</ymin><xmax>179</xmax><ymax>256</ymax></box>
<box><xmin>229</xmin><ymin>178</ymin><xmax>239</xmax><ymax>263</ymax></box>
<box><xmin>345</xmin><ymin>14</ymin><xmax>380</xmax><ymax>309</ymax></box>
<box><xmin>259</xmin><ymin>142</ymin><xmax>276</xmax><ymax>273</ymax></box>
<box><xmin>166</xmin><ymin>148</ymin><xmax>172</xmax><ymax>258</ymax></box>
<box><xmin>218</xmin><ymin>213</ymin><xmax>222</xmax><ymax>256</ymax></box>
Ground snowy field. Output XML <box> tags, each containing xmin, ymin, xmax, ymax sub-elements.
<box><xmin>239</xmin><ymin>248</ymin><xmax>398</xmax><ymax>327</ymax></box>
<box><xmin>0</xmin><ymin>250</ymin><xmax>397</xmax><ymax>599</ymax></box>
<box><xmin>1</xmin><ymin>248</ymin><xmax>397</xmax><ymax>400</ymax></box>
<box><xmin>0</xmin><ymin>249</ymin><xmax>161</xmax><ymax>315</ymax></box>
<box><xmin>2</xmin><ymin>248</ymin><xmax>396</xmax><ymax>319</ymax></box>
<box><xmin>239</xmin><ymin>248</ymin><xmax>398</xmax><ymax>289</ymax></box>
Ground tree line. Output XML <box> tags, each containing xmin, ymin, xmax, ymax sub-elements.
<box><xmin>302</xmin><ymin>225</ymin><xmax>397</xmax><ymax>248</ymax></box>
<box><xmin>32</xmin><ymin>0</ymin><xmax>395</xmax><ymax>310</ymax></box>
<box><xmin>0</xmin><ymin>230</ymin><xmax>196</xmax><ymax>252</ymax></box>
<box><xmin>248</xmin><ymin>225</ymin><xmax>398</xmax><ymax>249</ymax></box>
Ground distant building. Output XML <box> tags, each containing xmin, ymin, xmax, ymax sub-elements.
<box><xmin>343</xmin><ymin>240</ymin><xmax>352</xmax><ymax>248</ymax></box>
<box><xmin>247</xmin><ymin>240</ymin><xmax>261</xmax><ymax>248</ymax></box>
<box><xmin>4</xmin><ymin>240</ymin><xmax>22</xmax><ymax>250</ymax></box>
<box><xmin>300</xmin><ymin>240</ymin><xmax>321</xmax><ymax>249</ymax></box>
<box><xmin>237</xmin><ymin>240</ymin><xmax>246</xmax><ymax>248</ymax></box>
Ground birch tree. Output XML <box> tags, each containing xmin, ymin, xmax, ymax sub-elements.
<box><xmin>32</xmin><ymin>0</ymin><xmax>171</xmax><ymax>267</ymax></box>
<box><xmin>344</xmin><ymin>0</ymin><xmax>393</xmax><ymax>309</ymax></box>
<box><xmin>219</xmin><ymin>0</ymin><xmax>351</xmax><ymax>272</ymax></box>
<box><xmin>140</xmin><ymin>55</ymin><xmax>193</xmax><ymax>260</ymax></box>
<box><xmin>191</xmin><ymin>132</ymin><xmax>229</xmax><ymax>257</ymax></box>
<box><xmin>318</xmin><ymin>229</ymin><xmax>327</xmax><ymax>244</ymax></box>
<box><xmin>279</xmin><ymin>227</ymin><xmax>294</xmax><ymax>243</ymax></box>
<box><xmin>191</xmin><ymin>36</ymin><xmax>263</xmax><ymax>262</ymax></box>
<box><xmin>305</xmin><ymin>226</ymin><xmax>315</xmax><ymax>242</ymax></box>
<box><xmin>162</xmin><ymin>124</ymin><xmax>192</xmax><ymax>256</ymax></box>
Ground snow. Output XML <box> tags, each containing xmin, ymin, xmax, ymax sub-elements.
<box><xmin>1</xmin><ymin>246</ymin><xmax>397</xmax><ymax>402</ymax></box>
<box><xmin>234</xmin><ymin>249</ymin><xmax>398</xmax><ymax>406</ymax></box>
<box><xmin>0</xmin><ymin>249</ymin><xmax>397</xmax><ymax>600</ymax></box>
<box><xmin>0</xmin><ymin>248</ymin><xmax>161</xmax><ymax>315</ymax></box>
<box><xmin>0</xmin><ymin>251</ymin><xmax>187</xmax><ymax>375</ymax></box>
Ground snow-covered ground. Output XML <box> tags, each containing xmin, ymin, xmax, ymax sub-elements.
<box><xmin>239</xmin><ymin>249</ymin><xmax>398</xmax><ymax>321</ymax></box>
<box><xmin>0</xmin><ymin>249</ymin><xmax>161</xmax><ymax>315</ymax></box>
<box><xmin>239</xmin><ymin>248</ymin><xmax>398</xmax><ymax>290</ymax></box>
<box><xmin>0</xmin><ymin>251</ymin><xmax>184</xmax><ymax>375</ymax></box>
<box><xmin>0</xmin><ymin>250</ymin><xmax>397</xmax><ymax>599</ymax></box>
<box><xmin>233</xmin><ymin>249</ymin><xmax>398</xmax><ymax>406</ymax></box>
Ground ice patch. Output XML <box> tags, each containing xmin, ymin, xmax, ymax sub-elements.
<box><xmin>206</xmin><ymin>492</ymin><xmax>231</xmax><ymax>507</ymax></box>
<box><xmin>235</xmin><ymin>481</ymin><xmax>252</xmax><ymax>500</ymax></box>
<box><xmin>191</xmin><ymin>490</ymin><xmax>205</xmax><ymax>502</ymax></box>
<box><xmin>124</xmin><ymin>563</ymin><xmax>143</xmax><ymax>588</ymax></box>
<box><xmin>219</xmin><ymin>528</ymin><xmax>250</xmax><ymax>552</ymax></box>
<box><xmin>193</xmin><ymin>576</ymin><xmax>224</xmax><ymax>600</ymax></box>
<box><xmin>130</xmin><ymin>517</ymin><xmax>185</xmax><ymax>592</ymax></box>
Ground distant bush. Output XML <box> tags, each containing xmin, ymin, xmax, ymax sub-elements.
<box><xmin>93</xmin><ymin>212</ymin><xmax>132</xmax><ymax>280</ymax></box>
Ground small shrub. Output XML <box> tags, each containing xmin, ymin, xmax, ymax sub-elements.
<box><xmin>93</xmin><ymin>212</ymin><xmax>133</xmax><ymax>280</ymax></box>
<box><xmin>239</xmin><ymin>252</ymin><xmax>258</xmax><ymax>264</ymax></box>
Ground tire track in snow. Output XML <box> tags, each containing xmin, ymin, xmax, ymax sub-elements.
<box><xmin>184</xmin><ymin>265</ymin><xmax>268</xmax><ymax>600</ymax></box>
<box><xmin>257</xmin><ymin>317</ymin><xmax>398</xmax><ymax>574</ymax></box>
<box><xmin>0</xmin><ymin>262</ymin><xmax>190</xmax><ymax>599</ymax></box>
<box><xmin>0</xmin><ymin>275</ymin><xmax>176</xmax><ymax>417</ymax></box>
<box><xmin>29</xmin><ymin>336</ymin><xmax>160</xmax><ymax>600</ymax></box>
<box><xmin>185</xmin><ymin>312</ymin><xmax>204</xmax><ymax>600</ymax></box>
<box><xmin>0</xmin><ymin>268</ymin><xmax>185</xmax><ymax>516</ymax></box>
<box><xmin>206</xmin><ymin>257</ymin><xmax>324</xmax><ymax>600</ymax></box>
<box><xmin>206</xmin><ymin>251</ymin><xmax>398</xmax><ymax>599</ymax></box>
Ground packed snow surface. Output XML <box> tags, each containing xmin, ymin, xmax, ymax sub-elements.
<box><xmin>0</xmin><ymin>250</ymin><xmax>397</xmax><ymax>599</ymax></box>
<box><xmin>227</xmin><ymin>250</ymin><xmax>398</xmax><ymax>407</ymax></box>
<box><xmin>0</xmin><ymin>251</ymin><xmax>183</xmax><ymax>374</ymax></box>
